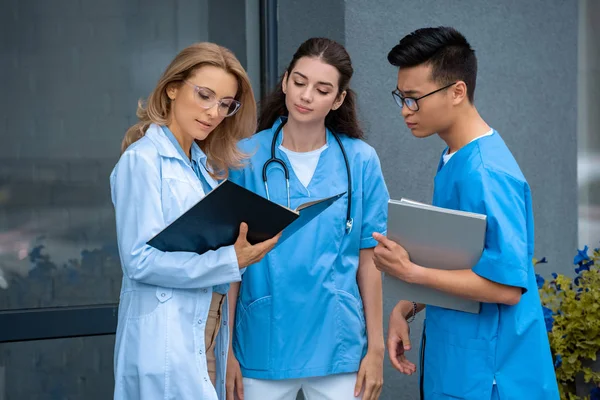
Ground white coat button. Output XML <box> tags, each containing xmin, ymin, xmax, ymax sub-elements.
<box><xmin>203</xmin><ymin>289</ymin><xmax>208</xmax><ymax>293</ymax></box>
<box><xmin>198</xmin><ymin>319</ymin><xmax>203</xmax><ymax>324</ymax></box>
<box><xmin>199</xmin><ymin>349</ymin><xmax>203</xmax><ymax>355</ymax></box>
<box><xmin>223</xmin><ymin>320</ymin><xmax>227</xmax><ymax>326</ymax></box>
<box><xmin>160</xmin><ymin>293</ymin><xmax>166</xmax><ymax>297</ymax></box>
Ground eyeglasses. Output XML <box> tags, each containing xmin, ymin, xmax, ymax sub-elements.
<box><xmin>391</xmin><ymin>82</ymin><xmax>457</xmax><ymax>112</ymax></box>
<box><xmin>183</xmin><ymin>81</ymin><xmax>242</xmax><ymax>117</ymax></box>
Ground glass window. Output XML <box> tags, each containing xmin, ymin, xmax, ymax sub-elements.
<box><xmin>0</xmin><ymin>0</ymin><xmax>261</xmax><ymax>310</ymax></box>
<box><xmin>0</xmin><ymin>1</ymin><xmax>262</xmax><ymax>398</ymax></box>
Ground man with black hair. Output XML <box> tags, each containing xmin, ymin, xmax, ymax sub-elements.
<box><xmin>372</xmin><ymin>27</ymin><xmax>559</xmax><ymax>400</ymax></box>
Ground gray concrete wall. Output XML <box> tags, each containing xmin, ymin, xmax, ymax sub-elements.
<box><xmin>345</xmin><ymin>0</ymin><xmax>578</xmax><ymax>274</ymax></box>
<box><xmin>344</xmin><ymin>1</ymin><xmax>579</xmax><ymax>398</ymax></box>
<box><xmin>280</xmin><ymin>1</ymin><xmax>579</xmax><ymax>399</ymax></box>
<box><xmin>277</xmin><ymin>0</ymin><xmax>345</xmax><ymax>79</ymax></box>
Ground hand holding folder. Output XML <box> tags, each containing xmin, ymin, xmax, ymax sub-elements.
<box><xmin>380</xmin><ymin>198</ymin><xmax>487</xmax><ymax>314</ymax></box>
<box><xmin>233</xmin><ymin>222</ymin><xmax>281</xmax><ymax>268</ymax></box>
<box><xmin>147</xmin><ymin>179</ymin><xmax>345</xmax><ymax>256</ymax></box>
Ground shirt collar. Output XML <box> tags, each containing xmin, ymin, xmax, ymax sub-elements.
<box><xmin>160</xmin><ymin>125</ymin><xmax>206</xmax><ymax>165</ymax></box>
<box><xmin>272</xmin><ymin>116</ymin><xmax>332</xmax><ymax>147</ymax></box>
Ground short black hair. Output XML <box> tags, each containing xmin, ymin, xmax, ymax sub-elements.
<box><xmin>388</xmin><ymin>27</ymin><xmax>477</xmax><ymax>103</ymax></box>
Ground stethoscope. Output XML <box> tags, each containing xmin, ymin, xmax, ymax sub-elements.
<box><xmin>262</xmin><ymin>118</ymin><xmax>354</xmax><ymax>234</ymax></box>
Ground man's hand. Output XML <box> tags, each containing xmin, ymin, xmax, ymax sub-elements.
<box><xmin>387</xmin><ymin>303</ymin><xmax>417</xmax><ymax>375</ymax></box>
<box><xmin>372</xmin><ymin>233</ymin><xmax>420</xmax><ymax>283</ymax></box>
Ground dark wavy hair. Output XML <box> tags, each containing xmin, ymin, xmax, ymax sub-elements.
<box><xmin>257</xmin><ymin>37</ymin><xmax>363</xmax><ymax>139</ymax></box>
<box><xmin>388</xmin><ymin>27</ymin><xmax>478</xmax><ymax>103</ymax></box>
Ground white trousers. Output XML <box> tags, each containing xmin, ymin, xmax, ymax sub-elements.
<box><xmin>242</xmin><ymin>373</ymin><xmax>362</xmax><ymax>400</ymax></box>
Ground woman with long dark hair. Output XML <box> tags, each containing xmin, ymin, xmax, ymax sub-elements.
<box><xmin>227</xmin><ymin>38</ymin><xmax>389</xmax><ymax>400</ymax></box>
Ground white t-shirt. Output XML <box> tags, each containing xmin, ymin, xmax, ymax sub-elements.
<box><xmin>442</xmin><ymin>129</ymin><xmax>494</xmax><ymax>164</ymax></box>
<box><xmin>279</xmin><ymin>143</ymin><xmax>328</xmax><ymax>188</ymax></box>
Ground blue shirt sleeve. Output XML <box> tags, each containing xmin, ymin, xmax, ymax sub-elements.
<box><xmin>110</xmin><ymin>150</ymin><xmax>241</xmax><ymax>289</ymax></box>
<box><xmin>359</xmin><ymin>147</ymin><xmax>390</xmax><ymax>249</ymax></box>
<box><xmin>458</xmin><ymin>168</ymin><xmax>529</xmax><ymax>292</ymax></box>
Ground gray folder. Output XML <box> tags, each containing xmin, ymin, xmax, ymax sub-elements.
<box><xmin>382</xmin><ymin>198</ymin><xmax>487</xmax><ymax>314</ymax></box>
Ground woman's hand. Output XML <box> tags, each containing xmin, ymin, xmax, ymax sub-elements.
<box><xmin>226</xmin><ymin>352</ymin><xmax>244</xmax><ymax>400</ymax></box>
<box><xmin>234</xmin><ymin>222</ymin><xmax>281</xmax><ymax>268</ymax></box>
<box><xmin>354</xmin><ymin>348</ymin><xmax>384</xmax><ymax>399</ymax></box>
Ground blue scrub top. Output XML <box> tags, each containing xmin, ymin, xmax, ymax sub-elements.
<box><xmin>423</xmin><ymin>131</ymin><xmax>559</xmax><ymax>400</ymax></box>
<box><xmin>229</xmin><ymin>118</ymin><xmax>390</xmax><ymax>380</ymax></box>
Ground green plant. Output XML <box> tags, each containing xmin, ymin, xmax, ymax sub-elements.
<box><xmin>536</xmin><ymin>245</ymin><xmax>600</xmax><ymax>400</ymax></box>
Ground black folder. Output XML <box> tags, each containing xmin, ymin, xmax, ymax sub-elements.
<box><xmin>147</xmin><ymin>179</ymin><xmax>345</xmax><ymax>254</ymax></box>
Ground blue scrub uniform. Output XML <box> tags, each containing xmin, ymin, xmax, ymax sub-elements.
<box><xmin>229</xmin><ymin>118</ymin><xmax>389</xmax><ymax>380</ymax></box>
<box><xmin>422</xmin><ymin>131</ymin><xmax>559</xmax><ymax>400</ymax></box>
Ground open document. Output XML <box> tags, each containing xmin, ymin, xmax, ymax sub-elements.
<box><xmin>147</xmin><ymin>179</ymin><xmax>344</xmax><ymax>255</ymax></box>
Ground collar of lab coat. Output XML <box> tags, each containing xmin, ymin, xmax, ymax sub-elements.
<box><xmin>145</xmin><ymin>123</ymin><xmax>219</xmax><ymax>188</ymax></box>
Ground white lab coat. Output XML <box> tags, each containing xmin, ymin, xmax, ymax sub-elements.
<box><xmin>110</xmin><ymin>124</ymin><xmax>240</xmax><ymax>399</ymax></box>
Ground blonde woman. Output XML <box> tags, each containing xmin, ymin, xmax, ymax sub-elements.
<box><xmin>110</xmin><ymin>42</ymin><xmax>280</xmax><ymax>400</ymax></box>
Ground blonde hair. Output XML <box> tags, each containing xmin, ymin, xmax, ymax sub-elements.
<box><xmin>122</xmin><ymin>42</ymin><xmax>257</xmax><ymax>180</ymax></box>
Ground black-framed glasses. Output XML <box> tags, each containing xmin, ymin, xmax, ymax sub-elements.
<box><xmin>391</xmin><ymin>82</ymin><xmax>457</xmax><ymax>112</ymax></box>
<box><xmin>184</xmin><ymin>81</ymin><xmax>242</xmax><ymax>117</ymax></box>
